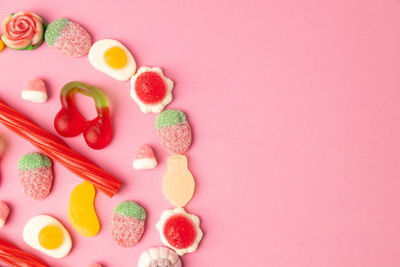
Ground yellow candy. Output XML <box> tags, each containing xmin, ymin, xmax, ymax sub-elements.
<box><xmin>0</xmin><ymin>40</ymin><xmax>4</xmax><ymax>52</ymax></box>
<box><xmin>162</xmin><ymin>155</ymin><xmax>195</xmax><ymax>208</ymax></box>
<box><xmin>104</xmin><ymin>46</ymin><xmax>127</xmax><ymax>69</ymax></box>
<box><xmin>38</xmin><ymin>225</ymin><xmax>63</xmax><ymax>250</ymax></box>
<box><xmin>68</xmin><ymin>181</ymin><xmax>100</xmax><ymax>237</ymax></box>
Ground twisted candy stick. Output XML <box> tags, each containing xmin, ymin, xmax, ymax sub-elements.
<box><xmin>0</xmin><ymin>237</ymin><xmax>48</xmax><ymax>267</ymax></box>
<box><xmin>0</xmin><ymin>99</ymin><xmax>122</xmax><ymax>197</ymax></box>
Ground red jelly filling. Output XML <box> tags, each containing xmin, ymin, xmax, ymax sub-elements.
<box><xmin>163</xmin><ymin>214</ymin><xmax>196</xmax><ymax>249</ymax></box>
<box><xmin>135</xmin><ymin>71</ymin><xmax>167</xmax><ymax>104</ymax></box>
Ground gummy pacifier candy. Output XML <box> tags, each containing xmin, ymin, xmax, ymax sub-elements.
<box><xmin>54</xmin><ymin>82</ymin><xmax>112</xmax><ymax>150</ymax></box>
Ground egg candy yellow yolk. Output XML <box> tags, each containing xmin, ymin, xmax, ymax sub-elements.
<box><xmin>38</xmin><ymin>225</ymin><xmax>64</xmax><ymax>250</ymax></box>
<box><xmin>104</xmin><ymin>46</ymin><xmax>128</xmax><ymax>69</ymax></box>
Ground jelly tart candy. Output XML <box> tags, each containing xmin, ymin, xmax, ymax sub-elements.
<box><xmin>156</xmin><ymin>208</ymin><xmax>203</xmax><ymax>256</ymax></box>
<box><xmin>45</xmin><ymin>18</ymin><xmax>91</xmax><ymax>57</ymax></box>
<box><xmin>138</xmin><ymin>247</ymin><xmax>182</xmax><ymax>267</ymax></box>
<box><xmin>133</xmin><ymin>145</ymin><xmax>157</xmax><ymax>170</ymax></box>
<box><xmin>68</xmin><ymin>181</ymin><xmax>100</xmax><ymax>237</ymax></box>
<box><xmin>89</xmin><ymin>39</ymin><xmax>136</xmax><ymax>81</ymax></box>
<box><xmin>130</xmin><ymin>67</ymin><xmax>173</xmax><ymax>113</ymax></box>
<box><xmin>163</xmin><ymin>155</ymin><xmax>195</xmax><ymax>208</ymax></box>
<box><xmin>54</xmin><ymin>81</ymin><xmax>112</xmax><ymax>150</ymax></box>
<box><xmin>155</xmin><ymin>109</ymin><xmax>192</xmax><ymax>155</ymax></box>
<box><xmin>1</xmin><ymin>11</ymin><xmax>45</xmax><ymax>50</ymax></box>
<box><xmin>111</xmin><ymin>201</ymin><xmax>146</xmax><ymax>247</ymax></box>
<box><xmin>21</xmin><ymin>78</ymin><xmax>47</xmax><ymax>103</ymax></box>
<box><xmin>0</xmin><ymin>202</ymin><xmax>10</xmax><ymax>228</ymax></box>
<box><xmin>18</xmin><ymin>152</ymin><xmax>53</xmax><ymax>200</ymax></box>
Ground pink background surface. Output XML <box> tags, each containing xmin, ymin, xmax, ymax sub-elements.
<box><xmin>1</xmin><ymin>0</ymin><xmax>400</xmax><ymax>266</ymax></box>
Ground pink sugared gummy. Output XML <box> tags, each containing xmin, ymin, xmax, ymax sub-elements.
<box><xmin>54</xmin><ymin>21</ymin><xmax>92</xmax><ymax>57</ymax></box>
<box><xmin>18</xmin><ymin>167</ymin><xmax>53</xmax><ymax>200</ymax></box>
<box><xmin>110</xmin><ymin>213</ymin><xmax>145</xmax><ymax>247</ymax></box>
<box><xmin>0</xmin><ymin>201</ymin><xmax>9</xmax><ymax>227</ymax></box>
<box><xmin>23</xmin><ymin>78</ymin><xmax>46</xmax><ymax>93</ymax></box>
<box><xmin>88</xmin><ymin>263</ymin><xmax>102</xmax><ymax>267</ymax></box>
<box><xmin>157</xmin><ymin>122</ymin><xmax>192</xmax><ymax>155</ymax></box>
<box><xmin>135</xmin><ymin>145</ymin><xmax>155</xmax><ymax>160</ymax></box>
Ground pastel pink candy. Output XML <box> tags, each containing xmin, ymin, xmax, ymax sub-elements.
<box><xmin>0</xmin><ymin>201</ymin><xmax>9</xmax><ymax>228</ymax></box>
<box><xmin>21</xmin><ymin>78</ymin><xmax>47</xmax><ymax>103</ymax></box>
<box><xmin>19</xmin><ymin>168</ymin><xmax>53</xmax><ymax>200</ymax></box>
<box><xmin>88</xmin><ymin>263</ymin><xmax>102</xmax><ymax>267</ymax></box>
<box><xmin>133</xmin><ymin>145</ymin><xmax>157</xmax><ymax>170</ymax></box>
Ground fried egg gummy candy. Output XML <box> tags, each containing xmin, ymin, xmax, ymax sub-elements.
<box><xmin>68</xmin><ymin>181</ymin><xmax>100</xmax><ymax>237</ymax></box>
<box><xmin>18</xmin><ymin>152</ymin><xmax>53</xmax><ymax>200</ymax></box>
<box><xmin>130</xmin><ymin>67</ymin><xmax>174</xmax><ymax>113</ymax></box>
<box><xmin>0</xmin><ymin>202</ymin><xmax>10</xmax><ymax>228</ymax></box>
<box><xmin>89</xmin><ymin>39</ymin><xmax>136</xmax><ymax>81</ymax></box>
<box><xmin>21</xmin><ymin>77</ymin><xmax>48</xmax><ymax>103</ymax></box>
<box><xmin>163</xmin><ymin>155</ymin><xmax>195</xmax><ymax>208</ymax></box>
<box><xmin>111</xmin><ymin>201</ymin><xmax>146</xmax><ymax>247</ymax></box>
<box><xmin>138</xmin><ymin>247</ymin><xmax>182</xmax><ymax>267</ymax></box>
<box><xmin>1</xmin><ymin>11</ymin><xmax>45</xmax><ymax>50</ymax></box>
<box><xmin>155</xmin><ymin>109</ymin><xmax>192</xmax><ymax>155</ymax></box>
<box><xmin>156</xmin><ymin>208</ymin><xmax>203</xmax><ymax>256</ymax></box>
<box><xmin>45</xmin><ymin>18</ymin><xmax>92</xmax><ymax>57</ymax></box>
<box><xmin>23</xmin><ymin>215</ymin><xmax>72</xmax><ymax>258</ymax></box>
<box><xmin>54</xmin><ymin>81</ymin><xmax>112</xmax><ymax>150</ymax></box>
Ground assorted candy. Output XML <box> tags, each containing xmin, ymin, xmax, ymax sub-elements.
<box><xmin>68</xmin><ymin>181</ymin><xmax>100</xmax><ymax>237</ymax></box>
<box><xmin>88</xmin><ymin>263</ymin><xmax>103</xmax><ymax>267</ymax></box>
<box><xmin>155</xmin><ymin>109</ymin><xmax>192</xmax><ymax>155</ymax></box>
<box><xmin>130</xmin><ymin>67</ymin><xmax>174</xmax><ymax>113</ymax></box>
<box><xmin>18</xmin><ymin>152</ymin><xmax>53</xmax><ymax>200</ymax></box>
<box><xmin>0</xmin><ymin>237</ymin><xmax>49</xmax><ymax>267</ymax></box>
<box><xmin>89</xmin><ymin>39</ymin><xmax>136</xmax><ymax>81</ymax></box>
<box><xmin>23</xmin><ymin>215</ymin><xmax>72</xmax><ymax>258</ymax></box>
<box><xmin>1</xmin><ymin>11</ymin><xmax>45</xmax><ymax>50</ymax></box>
<box><xmin>138</xmin><ymin>247</ymin><xmax>182</xmax><ymax>267</ymax></box>
<box><xmin>45</xmin><ymin>18</ymin><xmax>92</xmax><ymax>57</ymax></box>
<box><xmin>0</xmin><ymin>201</ymin><xmax>10</xmax><ymax>228</ymax></box>
<box><xmin>156</xmin><ymin>208</ymin><xmax>203</xmax><ymax>256</ymax></box>
<box><xmin>0</xmin><ymin>39</ymin><xmax>4</xmax><ymax>52</ymax></box>
<box><xmin>54</xmin><ymin>81</ymin><xmax>113</xmax><ymax>149</ymax></box>
<box><xmin>133</xmin><ymin>145</ymin><xmax>158</xmax><ymax>170</ymax></box>
<box><xmin>21</xmin><ymin>77</ymin><xmax>48</xmax><ymax>103</ymax></box>
<box><xmin>111</xmin><ymin>201</ymin><xmax>146</xmax><ymax>247</ymax></box>
<box><xmin>163</xmin><ymin>155</ymin><xmax>195</xmax><ymax>208</ymax></box>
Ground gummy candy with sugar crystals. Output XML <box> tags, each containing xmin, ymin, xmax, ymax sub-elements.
<box><xmin>1</xmin><ymin>11</ymin><xmax>45</xmax><ymax>50</ymax></box>
<box><xmin>138</xmin><ymin>247</ymin><xmax>182</xmax><ymax>267</ymax></box>
<box><xmin>133</xmin><ymin>145</ymin><xmax>157</xmax><ymax>170</ymax></box>
<box><xmin>54</xmin><ymin>81</ymin><xmax>112</xmax><ymax>150</ymax></box>
<box><xmin>162</xmin><ymin>155</ymin><xmax>195</xmax><ymax>208</ymax></box>
<box><xmin>21</xmin><ymin>78</ymin><xmax>47</xmax><ymax>103</ymax></box>
<box><xmin>111</xmin><ymin>201</ymin><xmax>146</xmax><ymax>247</ymax></box>
<box><xmin>68</xmin><ymin>181</ymin><xmax>100</xmax><ymax>237</ymax></box>
<box><xmin>0</xmin><ymin>202</ymin><xmax>9</xmax><ymax>228</ymax></box>
<box><xmin>155</xmin><ymin>109</ymin><xmax>192</xmax><ymax>155</ymax></box>
<box><xmin>18</xmin><ymin>152</ymin><xmax>53</xmax><ymax>200</ymax></box>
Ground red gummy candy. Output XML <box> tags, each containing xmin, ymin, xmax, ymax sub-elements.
<box><xmin>135</xmin><ymin>71</ymin><xmax>167</xmax><ymax>104</ymax></box>
<box><xmin>163</xmin><ymin>214</ymin><xmax>196</xmax><ymax>249</ymax></box>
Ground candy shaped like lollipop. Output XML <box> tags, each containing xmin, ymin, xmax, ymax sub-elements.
<box><xmin>54</xmin><ymin>81</ymin><xmax>112</xmax><ymax>150</ymax></box>
<box><xmin>138</xmin><ymin>247</ymin><xmax>182</xmax><ymax>267</ymax></box>
<box><xmin>45</xmin><ymin>18</ymin><xmax>92</xmax><ymax>57</ymax></box>
<box><xmin>1</xmin><ymin>11</ymin><xmax>45</xmax><ymax>50</ymax></box>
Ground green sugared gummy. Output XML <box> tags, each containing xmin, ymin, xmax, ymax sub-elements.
<box><xmin>155</xmin><ymin>109</ymin><xmax>187</xmax><ymax>129</ymax></box>
<box><xmin>45</xmin><ymin>18</ymin><xmax>70</xmax><ymax>46</ymax></box>
<box><xmin>114</xmin><ymin>201</ymin><xmax>146</xmax><ymax>221</ymax></box>
<box><xmin>18</xmin><ymin>152</ymin><xmax>52</xmax><ymax>171</ymax></box>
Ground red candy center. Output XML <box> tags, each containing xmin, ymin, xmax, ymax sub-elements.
<box><xmin>163</xmin><ymin>214</ymin><xmax>196</xmax><ymax>249</ymax></box>
<box><xmin>135</xmin><ymin>71</ymin><xmax>167</xmax><ymax>104</ymax></box>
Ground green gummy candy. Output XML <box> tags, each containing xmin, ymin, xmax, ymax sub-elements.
<box><xmin>155</xmin><ymin>109</ymin><xmax>187</xmax><ymax>129</ymax></box>
<box><xmin>114</xmin><ymin>201</ymin><xmax>146</xmax><ymax>221</ymax></box>
<box><xmin>18</xmin><ymin>152</ymin><xmax>52</xmax><ymax>171</ymax></box>
<box><xmin>45</xmin><ymin>18</ymin><xmax>69</xmax><ymax>46</ymax></box>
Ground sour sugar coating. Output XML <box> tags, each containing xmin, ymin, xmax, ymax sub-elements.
<box><xmin>155</xmin><ymin>109</ymin><xmax>192</xmax><ymax>155</ymax></box>
<box><xmin>138</xmin><ymin>247</ymin><xmax>182</xmax><ymax>267</ymax></box>
<box><xmin>0</xmin><ymin>202</ymin><xmax>10</xmax><ymax>228</ymax></box>
<box><xmin>88</xmin><ymin>262</ymin><xmax>102</xmax><ymax>267</ymax></box>
<box><xmin>21</xmin><ymin>78</ymin><xmax>47</xmax><ymax>103</ymax></box>
<box><xmin>111</xmin><ymin>201</ymin><xmax>146</xmax><ymax>247</ymax></box>
<box><xmin>133</xmin><ymin>145</ymin><xmax>157</xmax><ymax>170</ymax></box>
<box><xmin>18</xmin><ymin>152</ymin><xmax>53</xmax><ymax>200</ymax></box>
<box><xmin>45</xmin><ymin>18</ymin><xmax>92</xmax><ymax>57</ymax></box>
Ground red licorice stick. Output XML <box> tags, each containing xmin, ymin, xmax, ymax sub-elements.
<box><xmin>0</xmin><ymin>99</ymin><xmax>122</xmax><ymax>197</ymax></box>
<box><xmin>0</xmin><ymin>237</ymin><xmax>48</xmax><ymax>267</ymax></box>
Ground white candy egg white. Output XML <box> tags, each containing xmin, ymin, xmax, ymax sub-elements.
<box><xmin>89</xmin><ymin>39</ymin><xmax>136</xmax><ymax>81</ymax></box>
<box><xmin>23</xmin><ymin>215</ymin><xmax>72</xmax><ymax>258</ymax></box>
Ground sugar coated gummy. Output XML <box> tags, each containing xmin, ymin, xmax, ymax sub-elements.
<box><xmin>155</xmin><ymin>109</ymin><xmax>192</xmax><ymax>155</ymax></box>
<box><xmin>111</xmin><ymin>201</ymin><xmax>146</xmax><ymax>247</ymax></box>
<box><xmin>88</xmin><ymin>263</ymin><xmax>102</xmax><ymax>267</ymax></box>
<box><xmin>18</xmin><ymin>152</ymin><xmax>53</xmax><ymax>200</ymax></box>
<box><xmin>21</xmin><ymin>78</ymin><xmax>47</xmax><ymax>103</ymax></box>
<box><xmin>0</xmin><ymin>202</ymin><xmax>10</xmax><ymax>228</ymax></box>
<box><xmin>133</xmin><ymin>145</ymin><xmax>157</xmax><ymax>170</ymax></box>
<box><xmin>45</xmin><ymin>18</ymin><xmax>92</xmax><ymax>57</ymax></box>
<box><xmin>138</xmin><ymin>247</ymin><xmax>182</xmax><ymax>267</ymax></box>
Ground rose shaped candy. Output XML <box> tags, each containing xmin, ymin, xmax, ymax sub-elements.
<box><xmin>1</xmin><ymin>11</ymin><xmax>45</xmax><ymax>50</ymax></box>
